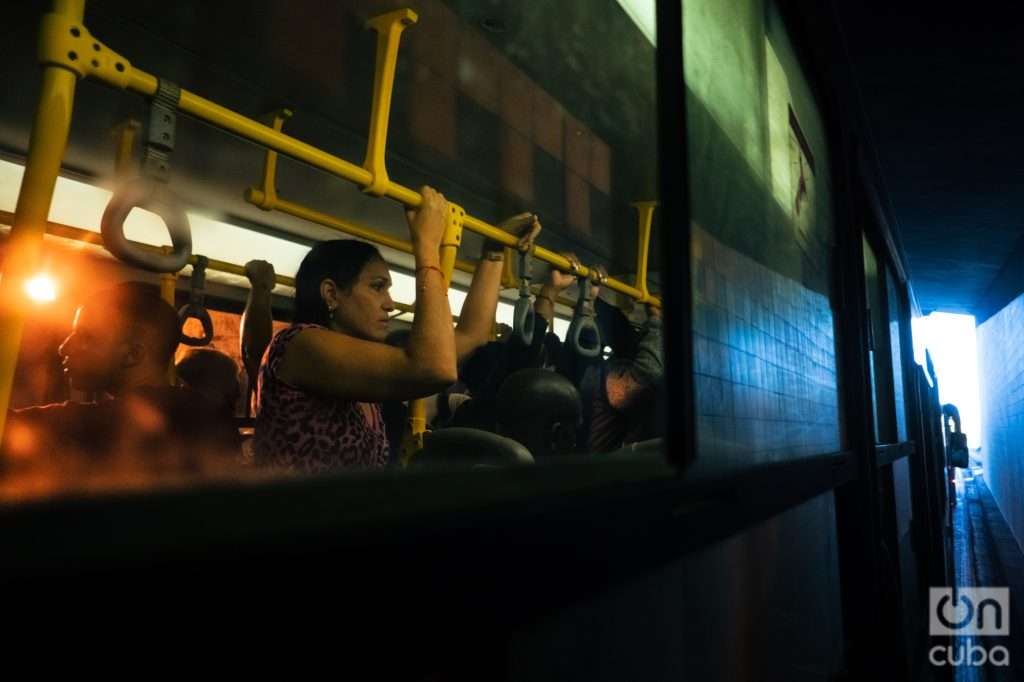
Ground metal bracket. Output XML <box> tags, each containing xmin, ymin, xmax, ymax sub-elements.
<box><xmin>142</xmin><ymin>79</ymin><xmax>181</xmax><ymax>183</ymax></box>
<box><xmin>38</xmin><ymin>11</ymin><xmax>132</xmax><ymax>88</ymax></box>
<box><xmin>444</xmin><ymin>203</ymin><xmax>465</xmax><ymax>246</ymax></box>
<box><xmin>518</xmin><ymin>247</ymin><xmax>534</xmax><ymax>293</ymax></box>
<box><xmin>438</xmin><ymin>202</ymin><xmax>466</xmax><ymax>284</ymax></box>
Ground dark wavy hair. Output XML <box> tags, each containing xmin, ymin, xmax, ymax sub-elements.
<box><xmin>293</xmin><ymin>240</ymin><xmax>383</xmax><ymax>325</ymax></box>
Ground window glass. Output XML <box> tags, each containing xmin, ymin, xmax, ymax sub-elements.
<box><xmin>887</xmin><ymin>269</ymin><xmax>909</xmax><ymax>442</ymax></box>
<box><xmin>686</xmin><ymin>0</ymin><xmax>841</xmax><ymax>464</ymax></box>
<box><xmin>0</xmin><ymin>0</ymin><xmax>666</xmax><ymax>501</ymax></box>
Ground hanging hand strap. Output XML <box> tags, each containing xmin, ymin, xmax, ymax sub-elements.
<box><xmin>512</xmin><ymin>247</ymin><xmax>536</xmax><ymax>347</ymax></box>
<box><xmin>178</xmin><ymin>255</ymin><xmax>214</xmax><ymax>346</ymax></box>
<box><xmin>567</xmin><ymin>274</ymin><xmax>601</xmax><ymax>358</ymax></box>
<box><xmin>101</xmin><ymin>79</ymin><xmax>192</xmax><ymax>273</ymax></box>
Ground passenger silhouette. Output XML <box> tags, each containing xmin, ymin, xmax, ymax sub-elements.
<box><xmin>2</xmin><ymin>282</ymin><xmax>241</xmax><ymax>493</ymax></box>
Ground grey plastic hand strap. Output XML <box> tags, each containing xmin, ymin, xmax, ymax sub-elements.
<box><xmin>100</xmin><ymin>79</ymin><xmax>192</xmax><ymax>273</ymax></box>
<box><xmin>567</xmin><ymin>277</ymin><xmax>601</xmax><ymax>358</ymax></box>
<box><xmin>512</xmin><ymin>248</ymin><xmax>535</xmax><ymax>347</ymax></box>
<box><xmin>178</xmin><ymin>255</ymin><xmax>214</xmax><ymax>346</ymax></box>
<box><xmin>101</xmin><ymin>177</ymin><xmax>192</xmax><ymax>272</ymax></box>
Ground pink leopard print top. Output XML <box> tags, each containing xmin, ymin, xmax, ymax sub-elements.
<box><xmin>253</xmin><ymin>323</ymin><xmax>389</xmax><ymax>473</ymax></box>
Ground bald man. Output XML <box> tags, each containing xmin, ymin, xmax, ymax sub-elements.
<box><xmin>2</xmin><ymin>283</ymin><xmax>240</xmax><ymax>489</ymax></box>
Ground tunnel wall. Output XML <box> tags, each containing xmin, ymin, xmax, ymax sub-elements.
<box><xmin>502</xmin><ymin>1</ymin><xmax>845</xmax><ymax>680</ymax></box>
<box><xmin>976</xmin><ymin>291</ymin><xmax>1024</xmax><ymax>552</ymax></box>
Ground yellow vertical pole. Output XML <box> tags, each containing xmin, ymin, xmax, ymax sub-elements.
<box><xmin>400</xmin><ymin>201</ymin><xmax>465</xmax><ymax>466</ymax></box>
<box><xmin>399</xmin><ymin>398</ymin><xmax>427</xmax><ymax>467</ymax></box>
<box><xmin>361</xmin><ymin>9</ymin><xmax>417</xmax><ymax>197</ymax></box>
<box><xmin>159</xmin><ymin>268</ymin><xmax>177</xmax><ymax>306</ymax></box>
<box><xmin>632</xmin><ymin>201</ymin><xmax>657</xmax><ymax>304</ymax></box>
<box><xmin>0</xmin><ymin>0</ymin><xmax>85</xmax><ymax>446</ymax></box>
<box><xmin>111</xmin><ymin>119</ymin><xmax>140</xmax><ymax>177</ymax></box>
<box><xmin>160</xmin><ymin>250</ymin><xmax>178</xmax><ymax>385</ymax></box>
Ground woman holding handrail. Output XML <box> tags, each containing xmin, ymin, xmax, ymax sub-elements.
<box><xmin>253</xmin><ymin>186</ymin><xmax>539</xmax><ymax>473</ymax></box>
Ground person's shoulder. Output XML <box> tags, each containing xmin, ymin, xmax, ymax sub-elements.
<box><xmin>3</xmin><ymin>399</ymin><xmax>108</xmax><ymax>458</ymax></box>
<box><xmin>261</xmin><ymin>323</ymin><xmax>330</xmax><ymax>383</ymax></box>
<box><xmin>11</xmin><ymin>399</ymin><xmax>101</xmax><ymax>422</ymax></box>
<box><xmin>266</xmin><ymin>323</ymin><xmax>326</xmax><ymax>358</ymax></box>
<box><xmin>276</xmin><ymin>323</ymin><xmax>325</xmax><ymax>343</ymax></box>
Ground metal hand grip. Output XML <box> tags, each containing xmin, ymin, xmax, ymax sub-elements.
<box><xmin>568</xmin><ymin>315</ymin><xmax>601</xmax><ymax>358</ymax></box>
<box><xmin>178</xmin><ymin>255</ymin><xmax>213</xmax><ymax>346</ymax></box>
<box><xmin>568</xmin><ymin>277</ymin><xmax>602</xmax><ymax>358</ymax></box>
<box><xmin>178</xmin><ymin>303</ymin><xmax>213</xmax><ymax>346</ymax></box>
<box><xmin>101</xmin><ymin>177</ymin><xmax>192</xmax><ymax>272</ymax></box>
<box><xmin>513</xmin><ymin>296</ymin><xmax>535</xmax><ymax>347</ymax></box>
<box><xmin>101</xmin><ymin>78</ymin><xmax>192</xmax><ymax>273</ymax></box>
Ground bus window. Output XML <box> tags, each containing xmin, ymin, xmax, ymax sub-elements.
<box><xmin>0</xmin><ymin>0</ymin><xmax>666</xmax><ymax>500</ymax></box>
<box><xmin>687</xmin><ymin>2</ymin><xmax>842</xmax><ymax>466</ymax></box>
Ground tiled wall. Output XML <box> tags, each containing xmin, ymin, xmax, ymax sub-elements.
<box><xmin>976</xmin><ymin>292</ymin><xmax>1024</xmax><ymax>548</ymax></box>
<box><xmin>692</xmin><ymin>225</ymin><xmax>841</xmax><ymax>464</ymax></box>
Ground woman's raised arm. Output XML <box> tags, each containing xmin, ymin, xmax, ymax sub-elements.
<box><xmin>279</xmin><ymin>187</ymin><xmax>459</xmax><ymax>402</ymax></box>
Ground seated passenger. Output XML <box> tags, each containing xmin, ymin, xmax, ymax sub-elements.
<box><xmin>1</xmin><ymin>283</ymin><xmax>241</xmax><ymax>490</ymax></box>
<box><xmin>175</xmin><ymin>348</ymin><xmax>242</xmax><ymax>418</ymax></box>
<box><xmin>252</xmin><ymin>187</ymin><xmax>540</xmax><ymax>473</ymax></box>
<box><xmin>495</xmin><ymin>368</ymin><xmax>581</xmax><ymax>458</ymax></box>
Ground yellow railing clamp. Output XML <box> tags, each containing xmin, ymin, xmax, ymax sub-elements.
<box><xmin>38</xmin><ymin>11</ymin><xmax>132</xmax><ymax>88</ymax></box>
<box><xmin>439</xmin><ymin>203</ymin><xmax>466</xmax><ymax>286</ymax></box>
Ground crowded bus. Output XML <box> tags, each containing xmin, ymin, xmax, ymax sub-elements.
<box><xmin>0</xmin><ymin>2</ymin><xmax>962</xmax><ymax>680</ymax></box>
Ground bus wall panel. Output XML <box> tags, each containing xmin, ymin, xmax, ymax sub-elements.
<box><xmin>504</xmin><ymin>491</ymin><xmax>844</xmax><ymax>682</ymax></box>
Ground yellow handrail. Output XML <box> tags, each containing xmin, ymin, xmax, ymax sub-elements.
<box><xmin>47</xmin><ymin>8</ymin><xmax>659</xmax><ymax>306</ymax></box>
<box><xmin>0</xmin><ymin>211</ymin><xmax>445</xmax><ymax>320</ymax></box>
<box><xmin>245</xmin><ymin>110</ymin><xmax>480</xmax><ymax>278</ymax></box>
<box><xmin>246</xmin><ymin>111</ymin><xmax>656</xmax><ymax>312</ymax></box>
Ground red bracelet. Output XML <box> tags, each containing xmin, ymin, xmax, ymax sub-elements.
<box><xmin>416</xmin><ymin>265</ymin><xmax>445</xmax><ymax>280</ymax></box>
<box><xmin>416</xmin><ymin>265</ymin><xmax>447</xmax><ymax>293</ymax></box>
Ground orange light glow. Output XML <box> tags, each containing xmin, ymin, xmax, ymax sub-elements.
<box><xmin>24</xmin><ymin>274</ymin><xmax>57</xmax><ymax>303</ymax></box>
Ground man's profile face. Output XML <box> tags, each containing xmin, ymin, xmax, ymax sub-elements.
<box><xmin>57</xmin><ymin>305</ymin><xmax>128</xmax><ymax>392</ymax></box>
